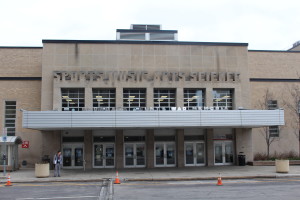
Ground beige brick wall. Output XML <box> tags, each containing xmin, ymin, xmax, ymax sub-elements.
<box><xmin>0</xmin><ymin>48</ymin><xmax>42</xmax><ymax>77</ymax></box>
<box><xmin>248</xmin><ymin>51</ymin><xmax>300</xmax><ymax>79</ymax></box>
<box><xmin>0</xmin><ymin>80</ymin><xmax>42</xmax><ymax>167</ymax></box>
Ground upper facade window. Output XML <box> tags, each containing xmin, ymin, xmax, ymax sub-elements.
<box><xmin>154</xmin><ymin>89</ymin><xmax>176</xmax><ymax>110</ymax></box>
<box><xmin>93</xmin><ymin>88</ymin><xmax>115</xmax><ymax>110</ymax></box>
<box><xmin>5</xmin><ymin>101</ymin><xmax>16</xmax><ymax>136</ymax></box>
<box><xmin>61</xmin><ymin>88</ymin><xmax>85</xmax><ymax>111</ymax></box>
<box><xmin>184</xmin><ymin>89</ymin><xmax>205</xmax><ymax>110</ymax></box>
<box><xmin>123</xmin><ymin>88</ymin><xmax>146</xmax><ymax>110</ymax></box>
<box><xmin>213</xmin><ymin>89</ymin><xmax>233</xmax><ymax>110</ymax></box>
<box><xmin>267</xmin><ymin>100</ymin><xmax>278</xmax><ymax>110</ymax></box>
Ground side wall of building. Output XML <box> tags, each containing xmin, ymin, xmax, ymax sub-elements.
<box><xmin>0</xmin><ymin>47</ymin><xmax>43</xmax><ymax>167</ymax></box>
<box><xmin>249</xmin><ymin>51</ymin><xmax>300</xmax><ymax>157</ymax></box>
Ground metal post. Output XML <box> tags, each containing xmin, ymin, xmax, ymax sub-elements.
<box><xmin>2</xmin><ymin>128</ymin><xmax>7</xmax><ymax>177</ymax></box>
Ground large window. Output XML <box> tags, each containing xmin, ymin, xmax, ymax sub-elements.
<box><xmin>4</xmin><ymin>101</ymin><xmax>16</xmax><ymax>136</ymax></box>
<box><xmin>61</xmin><ymin>88</ymin><xmax>85</xmax><ymax>111</ymax></box>
<box><xmin>123</xmin><ymin>88</ymin><xmax>146</xmax><ymax>110</ymax></box>
<box><xmin>184</xmin><ymin>89</ymin><xmax>205</xmax><ymax>110</ymax></box>
<box><xmin>93</xmin><ymin>89</ymin><xmax>115</xmax><ymax>110</ymax></box>
<box><xmin>154</xmin><ymin>89</ymin><xmax>176</xmax><ymax>110</ymax></box>
<box><xmin>213</xmin><ymin>89</ymin><xmax>233</xmax><ymax>110</ymax></box>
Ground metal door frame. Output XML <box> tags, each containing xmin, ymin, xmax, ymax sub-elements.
<box><xmin>184</xmin><ymin>141</ymin><xmax>206</xmax><ymax>167</ymax></box>
<box><xmin>93</xmin><ymin>143</ymin><xmax>115</xmax><ymax>168</ymax></box>
<box><xmin>62</xmin><ymin>143</ymin><xmax>84</xmax><ymax>169</ymax></box>
<box><xmin>154</xmin><ymin>142</ymin><xmax>176</xmax><ymax>167</ymax></box>
<box><xmin>214</xmin><ymin>140</ymin><xmax>234</xmax><ymax>166</ymax></box>
<box><xmin>124</xmin><ymin>142</ymin><xmax>146</xmax><ymax>168</ymax></box>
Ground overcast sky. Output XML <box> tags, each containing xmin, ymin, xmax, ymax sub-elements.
<box><xmin>1</xmin><ymin>0</ymin><xmax>299</xmax><ymax>50</ymax></box>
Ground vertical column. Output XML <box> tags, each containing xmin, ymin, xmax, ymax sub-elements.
<box><xmin>115</xmin><ymin>130</ymin><xmax>124</xmax><ymax>169</ymax></box>
<box><xmin>84</xmin><ymin>130</ymin><xmax>93</xmax><ymax>169</ymax></box>
<box><xmin>176</xmin><ymin>87</ymin><xmax>184</xmax><ymax>108</ymax></box>
<box><xmin>206</xmin><ymin>129</ymin><xmax>214</xmax><ymax>166</ymax></box>
<box><xmin>176</xmin><ymin>129</ymin><xmax>184</xmax><ymax>168</ymax></box>
<box><xmin>43</xmin><ymin>131</ymin><xmax>61</xmax><ymax>160</ymax></box>
<box><xmin>205</xmin><ymin>87</ymin><xmax>213</xmax><ymax>107</ymax></box>
<box><xmin>235</xmin><ymin>128</ymin><xmax>253</xmax><ymax>164</ymax></box>
<box><xmin>146</xmin><ymin>129</ymin><xmax>154</xmax><ymax>168</ymax></box>
<box><xmin>146</xmin><ymin>88</ymin><xmax>154</xmax><ymax>109</ymax></box>
<box><xmin>85</xmin><ymin>87</ymin><xmax>93</xmax><ymax>109</ymax></box>
<box><xmin>53</xmin><ymin>86</ymin><xmax>61</xmax><ymax>110</ymax></box>
<box><xmin>116</xmin><ymin>87</ymin><xmax>123</xmax><ymax>108</ymax></box>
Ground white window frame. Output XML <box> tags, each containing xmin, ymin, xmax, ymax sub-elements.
<box><xmin>154</xmin><ymin>89</ymin><xmax>176</xmax><ymax>110</ymax></box>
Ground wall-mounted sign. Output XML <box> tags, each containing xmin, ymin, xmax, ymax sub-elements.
<box><xmin>22</xmin><ymin>141</ymin><xmax>29</xmax><ymax>148</ymax></box>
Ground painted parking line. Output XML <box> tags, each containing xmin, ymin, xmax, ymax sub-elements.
<box><xmin>2</xmin><ymin>182</ymin><xmax>101</xmax><ymax>187</ymax></box>
<box><xmin>16</xmin><ymin>196</ymin><xmax>98</xmax><ymax>199</ymax></box>
<box><xmin>120</xmin><ymin>178</ymin><xmax>300</xmax><ymax>186</ymax></box>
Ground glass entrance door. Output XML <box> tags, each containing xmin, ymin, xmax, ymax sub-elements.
<box><xmin>155</xmin><ymin>142</ymin><xmax>176</xmax><ymax>167</ymax></box>
<box><xmin>124</xmin><ymin>143</ymin><xmax>145</xmax><ymax>168</ymax></box>
<box><xmin>62</xmin><ymin>144</ymin><xmax>84</xmax><ymax>168</ymax></box>
<box><xmin>185</xmin><ymin>142</ymin><xmax>205</xmax><ymax>166</ymax></box>
<box><xmin>214</xmin><ymin>141</ymin><xmax>234</xmax><ymax>165</ymax></box>
<box><xmin>94</xmin><ymin>143</ymin><xmax>115</xmax><ymax>168</ymax></box>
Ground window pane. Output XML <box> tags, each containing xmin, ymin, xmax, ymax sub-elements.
<box><xmin>212</xmin><ymin>89</ymin><xmax>233</xmax><ymax>110</ymax></box>
<box><xmin>184</xmin><ymin>89</ymin><xmax>205</xmax><ymax>110</ymax></box>
<box><xmin>61</xmin><ymin>88</ymin><xmax>85</xmax><ymax>111</ymax></box>
<box><xmin>123</xmin><ymin>88</ymin><xmax>146</xmax><ymax>110</ymax></box>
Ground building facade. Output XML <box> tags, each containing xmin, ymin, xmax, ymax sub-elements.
<box><xmin>1</xmin><ymin>25</ymin><xmax>298</xmax><ymax>170</ymax></box>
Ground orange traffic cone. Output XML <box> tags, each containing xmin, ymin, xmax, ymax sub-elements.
<box><xmin>216</xmin><ymin>173</ymin><xmax>223</xmax><ymax>186</ymax></box>
<box><xmin>5</xmin><ymin>173</ymin><xmax>12</xmax><ymax>186</ymax></box>
<box><xmin>114</xmin><ymin>171</ymin><xmax>121</xmax><ymax>184</ymax></box>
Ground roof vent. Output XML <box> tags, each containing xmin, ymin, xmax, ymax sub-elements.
<box><xmin>131</xmin><ymin>24</ymin><xmax>161</xmax><ymax>30</ymax></box>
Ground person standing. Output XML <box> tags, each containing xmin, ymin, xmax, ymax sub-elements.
<box><xmin>53</xmin><ymin>151</ymin><xmax>63</xmax><ymax>177</ymax></box>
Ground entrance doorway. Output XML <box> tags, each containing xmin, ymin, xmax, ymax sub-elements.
<box><xmin>94</xmin><ymin>143</ymin><xmax>115</xmax><ymax>168</ymax></box>
<box><xmin>155</xmin><ymin>142</ymin><xmax>176</xmax><ymax>167</ymax></box>
<box><xmin>214</xmin><ymin>141</ymin><xmax>234</xmax><ymax>165</ymax></box>
<box><xmin>124</xmin><ymin>143</ymin><xmax>146</xmax><ymax>168</ymax></box>
<box><xmin>184</xmin><ymin>142</ymin><xmax>205</xmax><ymax>166</ymax></box>
<box><xmin>62</xmin><ymin>144</ymin><xmax>84</xmax><ymax>168</ymax></box>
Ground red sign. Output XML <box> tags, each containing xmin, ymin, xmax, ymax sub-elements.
<box><xmin>22</xmin><ymin>141</ymin><xmax>29</xmax><ymax>148</ymax></box>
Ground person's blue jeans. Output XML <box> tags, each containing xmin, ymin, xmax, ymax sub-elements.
<box><xmin>54</xmin><ymin>164</ymin><xmax>61</xmax><ymax>177</ymax></box>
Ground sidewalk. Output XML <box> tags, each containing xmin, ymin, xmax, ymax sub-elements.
<box><xmin>2</xmin><ymin>165</ymin><xmax>300</xmax><ymax>183</ymax></box>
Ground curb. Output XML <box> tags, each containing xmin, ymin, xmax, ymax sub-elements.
<box><xmin>4</xmin><ymin>175</ymin><xmax>300</xmax><ymax>184</ymax></box>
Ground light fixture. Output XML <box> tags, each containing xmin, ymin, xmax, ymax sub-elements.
<box><xmin>192</xmin><ymin>96</ymin><xmax>199</xmax><ymax>98</ymax></box>
<box><xmin>62</xmin><ymin>96</ymin><xmax>69</xmax><ymax>99</ymax></box>
<box><xmin>129</xmin><ymin>96</ymin><xmax>135</xmax><ymax>98</ymax></box>
<box><xmin>161</xmin><ymin>96</ymin><xmax>168</xmax><ymax>98</ymax></box>
<box><xmin>97</xmin><ymin>99</ymin><xmax>103</xmax><ymax>101</ymax></box>
<box><xmin>158</xmin><ymin>99</ymin><xmax>164</xmax><ymax>101</ymax></box>
<box><xmin>96</xmin><ymin>96</ymin><xmax>102</xmax><ymax>98</ymax></box>
<box><xmin>69</xmin><ymin>102</ymin><xmax>75</xmax><ymax>105</ymax></box>
<box><xmin>223</xmin><ymin>95</ymin><xmax>230</xmax><ymax>98</ymax></box>
<box><xmin>66</xmin><ymin>99</ymin><xmax>72</xmax><ymax>102</ymax></box>
<box><xmin>128</xmin><ymin>99</ymin><xmax>133</xmax><ymax>101</ymax></box>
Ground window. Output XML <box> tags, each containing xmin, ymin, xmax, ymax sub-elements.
<box><xmin>213</xmin><ymin>89</ymin><xmax>233</xmax><ymax>110</ymax></box>
<box><xmin>123</xmin><ymin>88</ymin><xmax>146</xmax><ymax>110</ymax></box>
<box><xmin>154</xmin><ymin>89</ymin><xmax>176</xmax><ymax>110</ymax></box>
<box><xmin>120</xmin><ymin>33</ymin><xmax>146</xmax><ymax>40</ymax></box>
<box><xmin>5</xmin><ymin>101</ymin><xmax>16</xmax><ymax>136</ymax></box>
<box><xmin>184</xmin><ymin>89</ymin><xmax>205</xmax><ymax>110</ymax></box>
<box><xmin>149</xmin><ymin>33</ymin><xmax>175</xmax><ymax>40</ymax></box>
<box><xmin>269</xmin><ymin>126</ymin><xmax>279</xmax><ymax>137</ymax></box>
<box><xmin>61</xmin><ymin>88</ymin><xmax>85</xmax><ymax>111</ymax></box>
<box><xmin>267</xmin><ymin>100</ymin><xmax>278</xmax><ymax>110</ymax></box>
<box><xmin>93</xmin><ymin>88</ymin><xmax>115</xmax><ymax>110</ymax></box>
